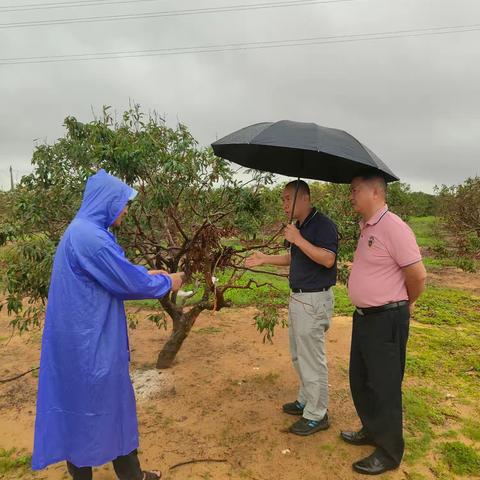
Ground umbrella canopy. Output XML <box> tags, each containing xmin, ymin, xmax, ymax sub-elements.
<box><xmin>211</xmin><ymin>120</ymin><xmax>399</xmax><ymax>183</ymax></box>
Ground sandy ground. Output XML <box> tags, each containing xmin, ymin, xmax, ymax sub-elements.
<box><xmin>426</xmin><ymin>266</ymin><xmax>480</xmax><ymax>295</ymax></box>
<box><xmin>0</xmin><ymin>300</ymin><xmax>446</xmax><ymax>480</ymax></box>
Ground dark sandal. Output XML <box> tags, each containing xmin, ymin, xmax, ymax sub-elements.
<box><xmin>143</xmin><ymin>471</ymin><xmax>161</xmax><ymax>480</ymax></box>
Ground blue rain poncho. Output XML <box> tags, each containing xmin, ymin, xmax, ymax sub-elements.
<box><xmin>32</xmin><ymin>169</ymin><xmax>172</xmax><ymax>469</ymax></box>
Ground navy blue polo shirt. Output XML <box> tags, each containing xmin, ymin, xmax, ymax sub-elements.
<box><xmin>289</xmin><ymin>208</ymin><xmax>338</xmax><ymax>290</ymax></box>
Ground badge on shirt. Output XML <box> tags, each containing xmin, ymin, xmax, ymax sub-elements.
<box><xmin>368</xmin><ymin>235</ymin><xmax>375</xmax><ymax>247</ymax></box>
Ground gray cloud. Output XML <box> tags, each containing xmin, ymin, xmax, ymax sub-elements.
<box><xmin>1</xmin><ymin>0</ymin><xmax>479</xmax><ymax>191</ymax></box>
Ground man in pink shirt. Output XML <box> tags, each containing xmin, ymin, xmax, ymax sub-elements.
<box><xmin>341</xmin><ymin>173</ymin><xmax>426</xmax><ymax>475</ymax></box>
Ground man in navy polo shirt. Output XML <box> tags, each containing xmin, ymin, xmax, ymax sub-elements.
<box><xmin>246</xmin><ymin>180</ymin><xmax>338</xmax><ymax>436</ymax></box>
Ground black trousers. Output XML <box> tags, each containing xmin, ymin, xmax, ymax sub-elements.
<box><xmin>66</xmin><ymin>449</ymin><xmax>143</xmax><ymax>480</ymax></box>
<box><xmin>349</xmin><ymin>305</ymin><xmax>410</xmax><ymax>466</ymax></box>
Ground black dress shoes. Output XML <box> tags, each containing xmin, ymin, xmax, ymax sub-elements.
<box><xmin>340</xmin><ymin>428</ymin><xmax>375</xmax><ymax>446</ymax></box>
<box><xmin>352</xmin><ymin>452</ymin><xmax>398</xmax><ymax>475</ymax></box>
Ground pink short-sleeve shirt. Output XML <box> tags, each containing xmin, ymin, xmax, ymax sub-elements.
<box><xmin>348</xmin><ymin>205</ymin><xmax>422</xmax><ymax>308</ymax></box>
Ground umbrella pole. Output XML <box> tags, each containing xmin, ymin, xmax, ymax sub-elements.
<box><xmin>284</xmin><ymin>177</ymin><xmax>301</xmax><ymax>248</ymax></box>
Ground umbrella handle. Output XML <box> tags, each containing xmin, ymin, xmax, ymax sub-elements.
<box><xmin>283</xmin><ymin>178</ymin><xmax>301</xmax><ymax>249</ymax></box>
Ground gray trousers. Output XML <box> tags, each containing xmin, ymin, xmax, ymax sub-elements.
<box><xmin>288</xmin><ymin>289</ymin><xmax>334</xmax><ymax>421</ymax></box>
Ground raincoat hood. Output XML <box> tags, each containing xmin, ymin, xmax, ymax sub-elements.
<box><xmin>76</xmin><ymin>169</ymin><xmax>137</xmax><ymax>228</ymax></box>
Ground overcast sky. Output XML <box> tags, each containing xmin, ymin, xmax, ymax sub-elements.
<box><xmin>0</xmin><ymin>0</ymin><xmax>479</xmax><ymax>193</ymax></box>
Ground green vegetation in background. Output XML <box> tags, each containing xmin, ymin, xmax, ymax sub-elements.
<box><xmin>388</xmin><ymin>184</ymin><xmax>438</xmax><ymax>219</ymax></box>
<box><xmin>127</xmin><ymin>268</ymin><xmax>354</xmax><ymax>317</ymax></box>
<box><xmin>421</xmin><ymin>256</ymin><xmax>479</xmax><ymax>273</ymax></box>
<box><xmin>408</xmin><ymin>216</ymin><xmax>442</xmax><ymax>249</ymax></box>
<box><xmin>408</xmin><ymin>215</ymin><xmax>479</xmax><ymax>273</ymax></box>
<box><xmin>436</xmin><ymin>177</ymin><xmax>480</xmax><ymax>261</ymax></box>
<box><xmin>0</xmin><ymin>245</ymin><xmax>9</xmax><ymax>290</ymax></box>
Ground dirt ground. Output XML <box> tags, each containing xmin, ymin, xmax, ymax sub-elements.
<box><xmin>1</xmin><ymin>300</ymin><xmax>446</xmax><ymax>480</ymax></box>
<box><xmin>426</xmin><ymin>266</ymin><xmax>480</xmax><ymax>295</ymax></box>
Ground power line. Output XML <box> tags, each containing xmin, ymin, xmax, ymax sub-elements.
<box><xmin>0</xmin><ymin>0</ymin><xmax>355</xmax><ymax>29</ymax></box>
<box><xmin>0</xmin><ymin>0</ymin><xmax>165</xmax><ymax>14</ymax></box>
<box><xmin>1</xmin><ymin>22</ymin><xmax>478</xmax><ymax>65</ymax></box>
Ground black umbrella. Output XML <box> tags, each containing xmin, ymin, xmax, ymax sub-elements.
<box><xmin>212</xmin><ymin>120</ymin><xmax>399</xmax><ymax>246</ymax></box>
<box><xmin>211</xmin><ymin>120</ymin><xmax>399</xmax><ymax>184</ymax></box>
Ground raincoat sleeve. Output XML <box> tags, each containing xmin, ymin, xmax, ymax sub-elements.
<box><xmin>83</xmin><ymin>243</ymin><xmax>172</xmax><ymax>300</ymax></box>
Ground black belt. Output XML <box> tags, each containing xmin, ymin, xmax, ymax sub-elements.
<box><xmin>291</xmin><ymin>287</ymin><xmax>331</xmax><ymax>293</ymax></box>
<box><xmin>356</xmin><ymin>300</ymin><xmax>409</xmax><ymax>316</ymax></box>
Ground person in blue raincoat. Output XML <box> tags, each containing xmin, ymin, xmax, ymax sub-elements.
<box><xmin>32</xmin><ymin>169</ymin><xmax>185</xmax><ymax>480</ymax></box>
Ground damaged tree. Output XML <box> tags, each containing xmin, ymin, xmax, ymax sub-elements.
<box><xmin>1</xmin><ymin>105</ymin><xmax>285</xmax><ymax>368</ymax></box>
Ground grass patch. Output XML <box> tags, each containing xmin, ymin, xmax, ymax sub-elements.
<box><xmin>404</xmin><ymin>387</ymin><xmax>445</xmax><ymax>447</ymax></box>
<box><xmin>423</xmin><ymin>257</ymin><xmax>455</xmax><ymax>270</ymax></box>
<box><xmin>250</xmin><ymin>372</ymin><xmax>279</xmax><ymax>385</ymax></box>
<box><xmin>404</xmin><ymin>473</ymin><xmax>429</xmax><ymax>480</ymax></box>
<box><xmin>0</xmin><ymin>448</ymin><xmax>31</xmax><ymax>476</ymax></box>
<box><xmin>192</xmin><ymin>326</ymin><xmax>222</xmax><ymax>335</ymax></box>
<box><xmin>414</xmin><ymin>286</ymin><xmax>480</xmax><ymax>327</ymax></box>
<box><xmin>404</xmin><ymin>387</ymin><xmax>445</xmax><ymax>432</ymax></box>
<box><xmin>332</xmin><ymin>285</ymin><xmax>355</xmax><ymax>316</ymax></box>
<box><xmin>319</xmin><ymin>443</ymin><xmax>336</xmax><ymax>453</ymax></box>
<box><xmin>439</xmin><ymin>441</ymin><xmax>480</xmax><ymax>476</ymax></box>
<box><xmin>407</xmin><ymin>287</ymin><xmax>479</xmax><ymax>394</ymax></box>
<box><xmin>407</xmin><ymin>324</ymin><xmax>480</xmax><ymax>389</ymax></box>
<box><xmin>404</xmin><ymin>286</ymin><xmax>480</xmax><ymax>465</ymax></box>
<box><xmin>125</xmin><ymin>298</ymin><xmax>159</xmax><ymax>309</ymax></box>
<box><xmin>423</xmin><ymin>256</ymin><xmax>479</xmax><ymax>273</ymax></box>
<box><xmin>223</xmin><ymin>269</ymin><xmax>289</xmax><ymax>307</ymax></box>
<box><xmin>462</xmin><ymin>418</ymin><xmax>480</xmax><ymax>442</ymax></box>
<box><xmin>439</xmin><ymin>430</ymin><xmax>459</xmax><ymax>439</ymax></box>
<box><xmin>403</xmin><ymin>387</ymin><xmax>448</xmax><ymax>464</ymax></box>
<box><xmin>405</xmin><ymin>433</ymin><xmax>433</xmax><ymax>464</ymax></box>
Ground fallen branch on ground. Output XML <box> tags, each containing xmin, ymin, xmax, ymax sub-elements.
<box><xmin>169</xmin><ymin>459</ymin><xmax>228</xmax><ymax>470</ymax></box>
<box><xmin>0</xmin><ymin>367</ymin><xmax>39</xmax><ymax>384</ymax></box>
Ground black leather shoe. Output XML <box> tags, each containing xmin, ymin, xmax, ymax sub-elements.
<box><xmin>352</xmin><ymin>453</ymin><xmax>397</xmax><ymax>475</ymax></box>
<box><xmin>340</xmin><ymin>428</ymin><xmax>375</xmax><ymax>446</ymax></box>
<box><xmin>289</xmin><ymin>414</ymin><xmax>330</xmax><ymax>436</ymax></box>
<box><xmin>282</xmin><ymin>400</ymin><xmax>304</xmax><ymax>416</ymax></box>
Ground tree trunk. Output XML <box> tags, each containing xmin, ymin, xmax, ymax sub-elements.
<box><xmin>156</xmin><ymin>293</ymin><xmax>229</xmax><ymax>369</ymax></box>
<box><xmin>156</xmin><ymin>312</ymin><xmax>197</xmax><ymax>368</ymax></box>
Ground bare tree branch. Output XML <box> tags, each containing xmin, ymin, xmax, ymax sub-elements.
<box><xmin>228</xmin><ymin>265</ymin><xmax>289</xmax><ymax>279</ymax></box>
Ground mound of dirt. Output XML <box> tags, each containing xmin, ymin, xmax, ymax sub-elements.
<box><xmin>131</xmin><ymin>369</ymin><xmax>175</xmax><ymax>401</ymax></box>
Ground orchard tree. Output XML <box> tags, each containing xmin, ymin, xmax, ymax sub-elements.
<box><xmin>386</xmin><ymin>182</ymin><xmax>414</xmax><ymax>219</ymax></box>
<box><xmin>0</xmin><ymin>191</ymin><xmax>14</xmax><ymax>245</ymax></box>
<box><xmin>233</xmin><ymin>184</ymin><xmax>283</xmax><ymax>240</ymax></box>
<box><xmin>1</xmin><ymin>105</ymin><xmax>285</xmax><ymax>368</ymax></box>
<box><xmin>385</xmin><ymin>182</ymin><xmax>437</xmax><ymax>219</ymax></box>
<box><xmin>408</xmin><ymin>191</ymin><xmax>438</xmax><ymax>217</ymax></box>
<box><xmin>436</xmin><ymin>176</ymin><xmax>480</xmax><ymax>264</ymax></box>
